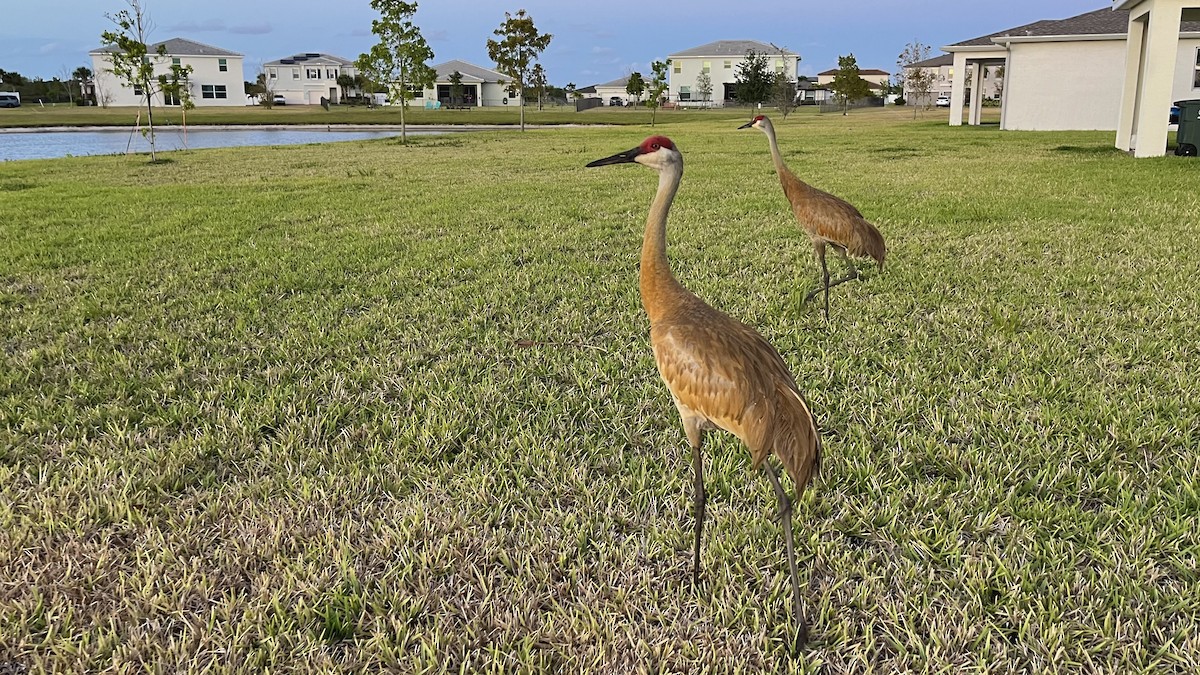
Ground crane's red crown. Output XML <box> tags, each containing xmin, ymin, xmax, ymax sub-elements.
<box><xmin>641</xmin><ymin>136</ymin><xmax>675</xmax><ymax>153</ymax></box>
<box><xmin>753</xmin><ymin>115</ymin><xmax>765</xmax><ymax>122</ymax></box>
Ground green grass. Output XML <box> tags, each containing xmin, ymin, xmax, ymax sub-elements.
<box><xmin>1</xmin><ymin>109</ymin><xmax>1198</xmax><ymax>673</ymax></box>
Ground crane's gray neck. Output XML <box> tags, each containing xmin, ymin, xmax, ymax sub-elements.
<box><xmin>763</xmin><ymin>123</ymin><xmax>789</xmax><ymax>175</ymax></box>
<box><xmin>640</xmin><ymin>161</ymin><xmax>685</xmax><ymax>323</ymax></box>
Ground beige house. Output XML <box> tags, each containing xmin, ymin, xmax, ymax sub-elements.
<box><xmin>426</xmin><ymin>60</ymin><xmax>517</xmax><ymax>107</ymax></box>
<box><xmin>943</xmin><ymin>7</ymin><xmax>1200</xmax><ymax>141</ymax></box>
<box><xmin>264</xmin><ymin>53</ymin><xmax>357</xmax><ymax>105</ymax></box>
<box><xmin>667</xmin><ymin>40</ymin><xmax>800</xmax><ymax>107</ymax></box>
<box><xmin>593</xmin><ymin>76</ymin><xmax>631</xmax><ymax>105</ymax></box>
<box><xmin>903</xmin><ymin>54</ymin><xmax>1003</xmax><ymax>106</ymax></box>
<box><xmin>815</xmin><ymin>67</ymin><xmax>892</xmax><ymax>101</ymax></box>
<box><xmin>89</xmin><ymin>37</ymin><xmax>244</xmax><ymax>107</ymax></box>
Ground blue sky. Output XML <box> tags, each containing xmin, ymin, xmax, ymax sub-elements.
<box><xmin>3</xmin><ymin>1</ymin><xmax>1105</xmax><ymax>85</ymax></box>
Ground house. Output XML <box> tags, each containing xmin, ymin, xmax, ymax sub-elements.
<box><xmin>902</xmin><ymin>53</ymin><xmax>1003</xmax><ymax>106</ymax></box>
<box><xmin>426</xmin><ymin>60</ymin><xmax>519</xmax><ymax>107</ymax></box>
<box><xmin>264</xmin><ymin>53</ymin><xmax>357</xmax><ymax>105</ymax></box>
<box><xmin>667</xmin><ymin>40</ymin><xmax>801</xmax><ymax>106</ymax></box>
<box><xmin>816</xmin><ymin>67</ymin><xmax>892</xmax><ymax>100</ymax></box>
<box><xmin>89</xmin><ymin>37</ymin><xmax>244</xmax><ymax>107</ymax></box>
<box><xmin>943</xmin><ymin>6</ymin><xmax>1200</xmax><ymax>139</ymax></box>
<box><xmin>796</xmin><ymin>79</ymin><xmax>831</xmax><ymax>105</ymax></box>
<box><xmin>593</xmin><ymin>76</ymin><xmax>631</xmax><ymax>105</ymax></box>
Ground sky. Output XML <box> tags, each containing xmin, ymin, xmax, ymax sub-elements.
<box><xmin>3</xmin><ymin>1</ymin><xmax>1107</xmax><ymax>85</ymax></box>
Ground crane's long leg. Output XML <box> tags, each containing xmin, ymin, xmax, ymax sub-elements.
<box><xmin>763</xmin><ymin>461</ymin><xmax>808</xmax><ymax>653</ymax></box>
<box><xmin>682</xmin><ymin>417</ymin><xmax>706</xmax><ymax>587</ymax></box>
<box><xmin>802</xmin><ymin>241</ymin><xmax>832</xmax><ymax>321</ymax></box>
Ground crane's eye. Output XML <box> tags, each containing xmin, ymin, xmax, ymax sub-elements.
<box><xmin>651</xmin><ymin>143</ymin><xmax>660</xmax><ymax>150</ymax></box>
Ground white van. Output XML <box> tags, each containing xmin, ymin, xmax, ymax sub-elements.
<box><xmin>0</xmin><ymin>92</ymin><xmax>21</xmax><ymax>108</ymax></box>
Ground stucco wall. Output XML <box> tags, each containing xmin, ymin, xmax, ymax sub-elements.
<box><xmin>92</xmin><ymin>52</ymin><xmax>244</xmax><ymax>108</ymax></box>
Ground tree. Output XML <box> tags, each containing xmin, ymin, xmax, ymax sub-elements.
<box><xmin>447</xmin><ymin>69</ymin><xmax>463</xmax><ymax>106</ymax></box>
<box><xmin>158</xmin><ymin>62</ymin><xmax>194</xmax><ymax>146</ymax></box>
<box><xmin>73</xmin><ymin>66</ymin><xmax>93</xmax><ymax>105</ymax></box>
<box><xmin>625</xmin><ymin>71</ymin><xmax>644</xmax><ymax>105</ymax></box>
<box><xmin>772</xmin><ymin>72</ymin><xmax>797</xmax><ymax>119</ymax></box>
<box><xmin>733</xmin><ymin>50</ymin><xmax>773</xmax><ymax>105</ymax></box>
<box><xmin>356</xmin><ymin>0</ymin><xmax>436</xmax><ymax>144</ymax></box>
<box><xmin>486</xmin><ymin>9</ymin><xmax>551</xmax><ymax>130</ymax></box>
<box><xmin>336</xmin><ymin>73</ymin><xmax>355</xmax><ymax>102</ymax></box>
<box><xmin>528</xmin><ymin>63</ymin><xmax>547</xmax><ymax>111</ymax></box>
<box><xmin>647</xmin><ymin>59</ymin><xmax>670</xmax><ymax>125</ymax></box>
<box><xmin>695</xmin><ymin>71</ymin><xmax>712</xmax><ymax>107</ymax></box>
<box><xmin>565</xmin><ymin>82</ymin><xmax>582</xmax><ymax>102</ymax></box>
<box><xmin>100</xmin><ymin>0</ymin><xmax>168</xmax><ymax>161</ymax></box>
<box><xmin>829</xmin><ymin>53</ymin><xmax>871</xmax><ymax>115</ymax></box>
<box><xmin>896</xmin><ymin>41</ymin><xmax>933</xmax><ymax>117</ymax></box>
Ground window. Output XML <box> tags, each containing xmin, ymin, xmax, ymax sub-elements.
<box><xmin>268</xmin><ymin>68</ymin><xmax>277</xmax><ymax>79</ymax></box>
<box><xmin>172</xmin><ymin>57</ymin><xmax>181</xmax><ymax>66</ymax></box>
<box><xmin>723</xmin><ymin>60</ymin><xmax>732</xmax><ymax>69</ymax></box>
<box><xmin>201</xmin><ymin>84</ymin><xmax>227</xmax><ymax>99</ymax></box>
<box><xmin>673</xmin><ymin>62</ymin><xmax>681</xmax><ymax>74</ymax></box>
<box><xmin>306</xmin><ymin>68</ymin><xmax>321</xmax><ymax>79</ymax></box>
<box><xmin>1194</xmin><ymin>48</ymin><xmax>1200</xmax><ymax>88</ymax></box>
<box><xmin>327</xmin><ymin>68</ymin><xmax>338</xmax><ymax>79</ymax></box>
<box><xmin>408</xmin><ymin>85</ymin><xmax>424</xmax><ymax>98</ymax></box>
<box><xmin>133</xmin><ymin>84</ymin><xmax>144</xmax><ymax>95</ymax></box>
<box><xmin>292</xmin><ymin>68</ymin><xmax>300</xmax><ymax>80</ymax></box>
<box><xmin>702</xmin><ymin>61</ymin><xmax>710</xmax><ymax>74</ymax></box>
<box><xmin>164</xmin><ymin>91</ymin><xmax>180</xmax><ymax>106</ymax></box>
<box><xmin>679</xmin><ymin>85</ymin><xmax>691</xmax><ymax>101</ymax></box>
<box><xmin>775</xmin><ymin>60</ymin><xmax>785</xmax><ymax>74</ymax></box>
<box><xmin>218</xmin><ymin>58</ymin><xmax>227</xmax><ymax>72</ymax></box>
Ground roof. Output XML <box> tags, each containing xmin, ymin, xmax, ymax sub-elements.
<box><xmin>91</xmin><ymin>37</ymin><xmax>241</xmax><ymax>57</ymax></box>
<box><xmin>817</xmin><ymin>67</ymin><xmax>890</xmax><ymax>76</ymax></box>
<box><xmin>595</xmin><ymin>76</ymin><xmax>629</xmax><ymax>88</ymax></box>
<box><xmin>908</xmin><ymin>54</ymin><xmax>953</xmax><ymax>68</ymax></box>
<box><xmin>576</xmin><ymin>85</ymin><xmax>597</xmax><ymax>94</ymax></box>
<box><xmin>265</xmin><ymin>52</ymin><xmax>354</xmax><ymax>67</ymax></box>
<box><xmin>669</xmin><ymin>40</ymin><xmax>793</xmax><ymax>58</ymax></box>
<box><xmin>433</xmin><ymin>60</ymin><xmax>506</xmax><ymax>83</ymax></box>
<box><xmin>948</xmin><ymin>8</ymin><xmax>1200</xmax><ymax>48</ymax></box>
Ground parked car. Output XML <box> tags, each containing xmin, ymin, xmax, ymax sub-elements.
<box><xmin>0</xmin><ymin>92</ymin><xmax>20</xmax><ymax>108</ymax></box>
<box><xmin>1170</xmin><ymin>105</ymin><xmax>1180</xmax><ymax>125</ymax></box>
<box><xmin>608</xmin><ymin>96</ymin><xmax>625</xmax><ymax>107</ymax></box>
<box><xmin>272</xmin><ymin>94</ymin><xmax>287</xmax><ymax>106</ymax></box>
<box><xmin>935</xmin><ymin>96</ymin><xmax>951</xmax><ymax>108</ymax></box>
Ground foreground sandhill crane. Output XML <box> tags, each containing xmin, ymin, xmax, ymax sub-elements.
<box><xmin>586</xmin><ymin>136</ymin><xmax>822</xmax><ymax>653</ymax></box>
<box><xmin>739</xmin><ymin>114</ymin><xmax>886</xmax><ymax>320</ymax></box>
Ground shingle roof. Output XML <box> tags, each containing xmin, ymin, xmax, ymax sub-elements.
<box><xmin>817</xmin><ymin>67</ymin><xmax>890</xmax><ymax>76</ymax></box>
<box><xmin>91</xmin><ymin>37</ymin><xmax>241</xmax><ymax>57</ymax></box>
<box><xmin>264</xmin><ymin>52</ymin><xmax>354</xmax><ymax>67</ymax></box>
<box><xmin>669</xmin><ymin>40</ymin><xmax>790</xmax><ymax>58</ymax></box>
<box><xmin>910</xmin><ymin>54</ymin><xmax>953</xmax><ymax>68</ymax></box>
<box><xmin>949</xmin><ymin>8</ymin><xmax>1200</xmax><ymax>48</ymax></box>
<box><xmin>433</xmin><ymin>60</ymin><xmax>506</xmax><ymax>83</ymax></box>
<box><xmin>596</xmin><ymin>76</ymin><xmax>629</xmax><ymax>88</ymax></box>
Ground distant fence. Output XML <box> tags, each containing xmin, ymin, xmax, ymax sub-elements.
<box><xmin>818</xmin><ymin>97</ymin><xmax>884</xmax><ymax>114</ymax></box>
<box><xmin>575</xmin><ymin>97</ymin><xmax>603</xmax><ymax>112</ymax></box>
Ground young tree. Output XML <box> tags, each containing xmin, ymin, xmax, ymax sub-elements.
<box><xmin>734</xmin><ymin>50</ymin><xmax>773</xmax><ymax>105</ymax></box>
<box><xmin>100</xmin><ymin>0</ymin><xmax>169</xmax><ymax>161</ymax></box>
<box><xmin>486</xmin><ymin>9</ymin><xmax>552</xmax><ymax>131</ymax></box>
<box><xmin>829</xmin><ymin>53</ymin><xmax>871</xmax><ymax>115</ymax></box>
<box><xmin>625</xmin><ymin>71</ymin><xmax>645</xmax><ymax>105</ymax></box>
<box><xmin>896</xmin><ymin>40</ymin><xmax>933</xmax><ymax>117</ymax></box>
<box><xmin>356</xmin><ymin>0</ymin><xmax>436</xmax><ymax>144</ymax></box>
<box><xmin>695</xmin><ymin>70</ymin><xmax>712</xmax><ymax>107</ymax></box>
<box><xmin>158</xmin><ymin>62</ymin><xmax>194</xmax><ymax>146</ymax></box>
<box><xmin>772</xmin><ymin>72</ymin><xmax>797</xmax><ymax>119</ymax></box>
<box><xmin>335</xmin><ymin>73</ymin><xmax>355</xmax><ymax>102</ymax></box>
<box><xmin>447</xmin><ymin>69</ymin><xmax>464</xmax><ymax>106</ymax></box>
<box><xmin>73</xmin><ymin>66</ymin><xmax>93</xmax><ymax>105</ymax></box>
<box><xmin>528</xmin><ymin>62</ymin><xmax>547</xmax><ymax>111</ymax></box>
<box><xmin>647</xmin><ymin>59</ymin><xmax>670</xmax><ymax>125</ymax></box>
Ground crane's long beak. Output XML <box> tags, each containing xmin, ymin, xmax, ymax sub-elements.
<box><xmin>586</xmin><ymin>146</ymin><xmax>642</xmax><ymax>167</ymax></box>
<box><xmin>737</xmin><ymin>120</ymin><xmax>755</xmax><ymax>129</ymax></box>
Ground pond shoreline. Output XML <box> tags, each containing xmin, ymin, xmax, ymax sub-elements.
<box><xmin>0</xmin><ymin>123</ymin><xmax>588</xmax><ymax>134</ymax></box>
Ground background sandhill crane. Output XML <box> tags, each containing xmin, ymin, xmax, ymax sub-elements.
<box><xmin>739</xmin><ymin>114</ymin><xmax>886</xmax><ymax>320</ymax></box>
<box><xmin>586</xmin><ymin>135</ymin><xmax>822</xmax><ymax>653</ymax></box>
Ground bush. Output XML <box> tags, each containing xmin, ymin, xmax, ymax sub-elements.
<box><xmin>893</xmin><ymin>97</ymin><xmax>906</xmax><ymax>106</ymax></box>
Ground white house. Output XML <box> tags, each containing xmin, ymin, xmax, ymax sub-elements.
<box><xmin>90</xmin><ymin>37</ymin><xmax>244</xmax><ymax>107</ymax></box>
<box><xmin>902</xmin><ymin>53</ymin><xmax>1003</xmax><ymax>106</ymax></box>
<box><xmin>593</xmin><ymin>76</ymin><xmax>631</xmax><ymax>105</ymax></box>
<box><xmin>264</xmin><ymin>53</ymin><xmax>357</xmax><ymax>105</ymax></box>
<box><xmin>667</xmin><ymin>40</ymin><xmax>801</xmax><ymax>106</ymax></box>
<box><xmin>426</xmin><ymin>60</ymin><xmax>518</xmax><ymax>107</ymax></box>
<box><xmin>943</xmin><ymin>7</ymin><xmax>1200</xmax><ymax>135</ymax></box>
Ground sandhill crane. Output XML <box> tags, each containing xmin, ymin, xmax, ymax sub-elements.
<box><xmin>739</xmin><ymin>114</ymin><xmax>886</xmax><ymax>320</ymax></box>
<box><xmin>586</xmin><ymin>136</ymin><xmax>822</xmax><ymax>653</ymax></box>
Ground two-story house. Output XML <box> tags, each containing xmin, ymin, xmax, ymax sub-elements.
<box><xmin>666</xmin><ymin>40</ymin><xmax>800</xmax><ymax>107</ymax></box>
<box><xmin>902</xmin><ymin>54</ymin><xmax>1002</xmax><ymax>107</ymax></box>
<box><xmin>264</xmin><ymin>53</ymin><xmax>357</xmax><ymax>105</ymax></box>
<box><xmin>89</xmin><ymin>37</ymin><xmax>244</xmax><ymax>107</ymax></box>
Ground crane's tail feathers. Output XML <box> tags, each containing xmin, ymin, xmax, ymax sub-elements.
<box><xmin>754</xmin><ymin>384</ymin><xmax>822</xmax><ymax>494</ymax></box>
<box><xmin>849</xmin><ymin>219</ymin><xmax>887</xmax><ymax>272</ymax></box>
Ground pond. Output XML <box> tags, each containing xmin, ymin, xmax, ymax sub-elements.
<box><xmin>0</xmin><ymin>127</ymin><xmax>446</xmax><ymax>161</ymax></box>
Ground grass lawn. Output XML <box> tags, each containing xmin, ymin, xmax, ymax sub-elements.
<box><xmin>1</xmin><ymin>108</ymin><xmax>1198</xmax><ymax>672</ymax></box>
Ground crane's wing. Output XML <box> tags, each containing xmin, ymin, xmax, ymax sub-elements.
<box><xmin>650</xmin><ymin>316</ymin><xmax>821</xmax><ymax>491</ymax></box>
